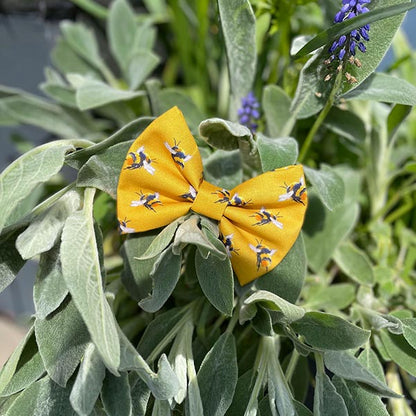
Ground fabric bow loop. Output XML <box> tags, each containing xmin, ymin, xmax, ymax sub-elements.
<box><xmin>117</xmin><ymin>106</ymin><xmax>307</xmax><ymax>285</ymax></box>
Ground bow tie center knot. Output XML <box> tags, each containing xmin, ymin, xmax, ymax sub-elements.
<box><xmin>191</xmin><ymin>180</ymin><xmax>229</xmax><ymax>221</ymax></box>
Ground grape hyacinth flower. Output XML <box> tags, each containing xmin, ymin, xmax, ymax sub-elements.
<box><xmin>328</xmin><ymin>0</ymin><xmax>371</xmax><ymax>62</ymax></box>
<box><xmin>238</xmin><ymin>92</ymin><xmax>260</xmax><ymax>133</ymax></box>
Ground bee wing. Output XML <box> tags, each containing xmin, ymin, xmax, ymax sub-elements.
<box><xmin>130</xmin><ymin>200</ymin><xmax>145</xmax><ymax>207</ymax></box>
<box><xmin>271</xmin><ymin>218</ymin><xmax>283</xmax><ymax>229</ymax></box>
<box><xmin>137</xmin><ymin>146</ymin><xmax>145</xmax><ymax>153</ymax></box>
<box><xmin>249</xmin><ymin>244</ymin><xmax>259</xmax><ymax>253</ymax></box>
<box><xmin>278</xmin><ymin>193</ymin><xmax>292</xmax><ymax>201</ymax></box>
<box><xmin>270</xmin><ymin>249</ymin><xmax>277</xmax><ymax>256</ymax></box>
<box><xmin>225</xmin><ymin>233</ymin><xmax>234</xmax><ymax>240</ymax></box>
<box><xmin>184</xmin><ymin>155</ymin><xmax>192</xmax><ymax>162</ymax></box>
<box><xmin>164</xmin><ymin>142</ymin><xmax>175</xmax><ymax>154</ymax></box>
<box><xmin>144</xmin><ymin>162</ymin><xmax>155</xmax><ymax>175</ymax></box>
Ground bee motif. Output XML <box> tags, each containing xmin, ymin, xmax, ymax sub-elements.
<box><xmin>125</xmin><ymin>146</ymin><xmax>155</xmax><ymax>175</ymax></box>
<box><xmin>180</xmin><ymin>185</ymin><xmax>197</xmax><ymax>202</ymax></box>
<box><xmin>164</xmin><ymin>140</ymin><xmax>192</xmax><ymax>168</ymax></box>
<box><xmin>249</xmin><ymin>240</ymin><xmax>277</xmax><ymax>271</ymax></box>
<box><xmin>228</xmin><ymin>193</ymin><xmax>251</xmax><ymax>207</ymax></box>
<box><xmin>251</xmin><ymin>208</ymin><xmax>283</xmax><ymax>229</ymax></box>
<box><xmin>213</xmin><ymin>189</ymin><xmax>231</xmax><ymax>204</ymax></box>
<box><xmin>118</xmin><ymin>218</ymin><xmax>135</xmax><ymax>233</ymax></box>
<box><xmin>221</xmin><ymin>234</ymin><xmax>239</xmax><ymax>257</ymax></box>
<box><xmin>278</xmin><ymin>177</ymin><xmax>306</xmax><ymax>205</ymax></box>
<box><xmin>130</xmin><ymin>191</ymin><xmax>162</xmax><ymax>212</ymax></box>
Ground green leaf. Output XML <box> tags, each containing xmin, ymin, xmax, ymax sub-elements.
<box><xmin>35</xmin><ymin>298</ymin><xmax>89</xmax><ymax>388</ymax></box>
<box><xmin>218</xmin><ymin>0</ymin><xmax>256</xmax><ymax>115</ymax></box>
<box><xmin>69</xmin><ymin>343</ymin><xmax>106</xmax><ymax>416</ymax></box>
<box><xmin>332</xmin><ymin>377</ymin><xmax>390</xmax><ymax>416</ymax></box>
<box><xmin>0</xmin><ymin>95</ymin><xmax>87</xmax><ymax>138</ymax></box>
<box><xmin>387</xmin><ymin>103</ymin><xmax>413</xmax><ymax>143</ymax></box>
<box><xmin>379</xmin><ymin>331</ymin><xmax>416</xmax><ymax>377</ymax></box>
<box><xmin>342</xmin><ymin>73</ymin><xmax>416</xmax><ymax>105</ymax></box>
<box><xmin>244</xmin><ymin>290</ymin><xmax>305</xmax><ymax>323</ymax></box>
<box><xmin>101</xmin><ymin>371</ymin><xmax>132</xmax><ymax>416</ymax></box>
<box><xmin>16</xmin><ymin>190</ymin><xmax>81</xmax><ymax>260</ymax></box>
<box><xmin>61</xmin><ymin>188</ymin><xmax>120</xmax><ymax>373</ymax></box>
<box><xmin>293</xmin><ymin>400</ymin><xmax>313</xmax><ymax>416</ymax></box>
<box><xmin>257</xmin><ymin>134</ymin><xmax>299</xmax><ymax>171</ymax></box>
<box><xmin>40</xmin><ymin>83</ymin><xmax>77</xmax><ymax>108</ymax></box>
<box><xmin>294</xmin><ymin>1</ymin><xmax>416</xmax><ymax>59</ymax></box>
<box><xmin>291</xmin><ymin>312</ymin><xmax>370</xmax><ymax>350</ymax></box>
<box><xmin>51</xmin><ymin>37</ymin><xmax>101</xmax><ymax>78</ymax></box>
<box><xmin>324</xmin><ymin>351</ymin><xmax>400</xmax><ymax>398</ymax></box>
<box><xmin>255</xmin><ymin>233</ymin><xmax>307</xmax><ymax>304</ymax></box>
<box><xmin>204</xmin><ymin>150</ymin><xmax>243</xmax><ymax>190</ymax></box>
<box><xmin>334</xmin><ymin>242</ymin><xmax>375</xmax><ymax>286</ymax></box>
<box><xmin>224</xmin><ymin>370</ymin><xmax>253</xmax><ymax>416</ymax></box>
<box><xmin>265</xmin><ymin>339</ymin><xmax>298</xmax><ymax>416</ymax></box>
<box><xmin>60</xmin><ymin>21</ymin><xmax>110</xmax><ymax>76</ymax></box>
<box><xmin>305</xmin><ymin>283</ymin><xmax>355</xmax><ymax>311</ymax></box>
<box><xmin>0</xmin><ymin>327</ymin><xmax>34</xmax><ymax>395</ymax></box>
<box><xmin>199</xmin><ymin>117</ymin><xmax>252</xmax><ymax>150</ymax></box>
<box><xmin>324</xmin><ymin>108</ymin><xmax>366</xmax><ymax>143</ymax></box>
<box><xmin>121</xmin><ymin>234</ymin><xmax>155</xmax><ymax>301</ymax></box>
<box><xmin>77</xmin><ymin>140</ymin><xmax>132</xmax><ymax>199</ymax></box>
<box><xmin>66</xmin><ymin>116</ymin><xmax>152</xmax><ymax>169</ymax></box>
<box><xmin>198</xmin><ymin>333</ymin><xmax>238</xmax><ymax>416</ymax></box>
<box><xmin>314</xmin><ymin>370</ymin><xmax>348</xmax><ymax>416</ymax></box>
<box><xmin>34</xmin><ymin>246</ymin><xmax>69</xmax><ymax>319</ymax></box>
<box><xmin>138</xmin><ymin>218</ymin><xmax>185</xmax><ymax>260</ymax></box>
<box><xmin>0</xmin><ymin>333</ymin><xmax>45</xmax><ymax>397</ymax></box>
<box><xmin>0</xmin><ymin>141</ymin><xmax>75</xmax><ymax>233</ymax></box>
<box><xmin>138</xmin><ymin>247</ymin><xmax>182</xmax><ymax>313</ymax></box>
<box><xmin>131</xmin><ymin>377</ymin><xmax>150</xmax><ymax>416</ymax></box>
<box><xmin>173</xmin><ymin>216</ymin><xmax>227</xmax><ymax>260</ymax></box>
<box><xmin>195</xmin><ymin>248</ymin><xmax>234</xmax><ymax>316</ymax></box>
<box><xmin>137</xmin><ymin>307</ymin><xmax>189</xmax><ymax>360</ymax></box>
<box><xmin>262</xmin><ymin>85</ymin><xmax>292</xmax><ymax>137</ymax></box>
<box><xmin>5</xmin><ymin>376</ymin><xmax>75</xmax><ymax>416</ymax></box>
<box><xmin>108</xmin><ymin>0</ymin><xmax>137</xmax><ymax>70</ymax></box>
<box><xmin>71</xmin><ymin>76</ymin><xmax>145</xmax><ymax>110</ymax></box>
<box><xmin>0</xmin><ymin>230</ymin><xmax>25</xmax><ymax>293</ymax></box>
<box><xmin>304</xmin><ymin>165</ymin><xmax>345</xmax><ymax>211</ymax></box>
<box><xmin>401</xmin><ymin>318</ymin><xmax>416</xmax><ymax>350</ymax></box>
<box><xmin>119</xmin><ymin>329</ymin><xmax>179</xmax><ymax>400</ymax></box>
<box><xmin>126</xmin><ymin>50</ymin><xmax>160</xmax><ymax>90</ymax></box>
<box><xmin>303</xmin><ymin>193</ymin><xmax>359</xmax><ymax>273</ymax></box>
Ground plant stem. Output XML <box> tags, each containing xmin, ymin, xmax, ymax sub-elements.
<box><xmin>298</xmin><ymin>69</ymin><xmax>343</xmax><ymax>163</ymax></box>
<box><xmin>69</xmin><ymin>0</ymin><xmax>109</xmax><ymax>19</ymax></box>
<box><xmin>285</xmin><ymin>348</ymin><xmax>300</xmax><ymax>382</ymax></box>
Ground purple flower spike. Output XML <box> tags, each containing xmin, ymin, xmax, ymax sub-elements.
<box><xmin>238</xmin><ymin>92</ymin><xmax>260</xmax><ymax>133</ymax></box>
<box><xmin>327</xmin><ymin>0</ymin><xmax>372</xmax><ymax>61</ymax></box>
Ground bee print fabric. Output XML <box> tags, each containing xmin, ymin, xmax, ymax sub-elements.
<box><xmin>117</xmin><ymin>106</ymin><xmax>308</xmax><ymax>286</ymax></box>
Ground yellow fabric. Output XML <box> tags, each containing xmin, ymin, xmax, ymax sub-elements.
<box><xmin>117</xmin><ymin>106</ymin><xmax>308</xmax><ymax>286</ymax></box>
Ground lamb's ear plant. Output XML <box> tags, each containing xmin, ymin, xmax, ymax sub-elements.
<box><xmin>1</xmin><ymin>0</ymin><xmax>416</xmax><ymax>415</ymax></box>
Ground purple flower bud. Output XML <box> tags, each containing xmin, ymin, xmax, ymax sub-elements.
<box><xmin>334</xmin><ymin>11</ymin><xmax>345</xmax><ymax>22</ymax></box>
<box><xmin>339</xmin><ymin>48</ymin><xmax>346</xmax><ymax>59</ymax></box>
<box><xmin>350</xmin><ymin>40</ymin><xmax>356</xmax><ymax>55</ymax></box>
<box><xmin>238</xmin><ymin>92</ymin><xmax>260</xmax><ymax>133</ymax></box>
<box><xmin>240</xmin><ymin>114</ymin><xmax>250</xmax><ymax>124</ymax></box>
<box><xmin>360</xmin><ymin>27</ymin><xmax>370</xmax><ymax>40</ymax></box>
<box><xmin>341</xmin><ymin>4</ymin><xmax>350</xmax><ymax>12</ymax></box>
<box><xmin>350</xmin><ymin>0</ymin><xmax>357</xmax><ymax>6</ymax></box>
<box><xmin>339</xmin><ymin>35</ymin><xmax>347</xmax><ymax>46</ymax></box>
<box><xmin>329</xmin><ymin>40</ymin><xmax>339</xmax><ymax>53</ymax></box>
<box><xmin>358</xmin><ymin>42</ymin><xmax>366</xmax><ymax>52</ymax></box>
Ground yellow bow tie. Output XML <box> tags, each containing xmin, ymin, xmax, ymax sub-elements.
<box><xmin>117</xmin><ymin>107</ymin><xmax>307</xmax><ymax>286</ymax></box>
